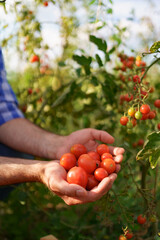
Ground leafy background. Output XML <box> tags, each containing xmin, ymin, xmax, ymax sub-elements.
<box><xmin>0</xmin><ymin>1</ymin><xmax>160</xmax><ymax>239</ymax></box>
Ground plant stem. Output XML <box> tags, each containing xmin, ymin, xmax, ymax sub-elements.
<box><xmin>141</xmin><ymin>57</ymin><xmax>160</xmax><ymax>81</ymax></box>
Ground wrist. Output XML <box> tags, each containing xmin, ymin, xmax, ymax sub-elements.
<box><xmin>43</xmin><ymin>133</ymin><xmax>65</xmax><ymax>160</ymax></box>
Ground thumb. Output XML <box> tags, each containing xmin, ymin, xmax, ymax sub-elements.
<box><xmin>53</xmin><ymin>179</ymin><xmax>87</xmax><ymax>198</ymax></box>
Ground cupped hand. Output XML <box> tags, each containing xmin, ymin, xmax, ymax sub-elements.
<box><xmin>56</xmin><ymin>128</ymin><xmax>125</xmax><ymax>167</ymax></box>
<box><xmin>40</xmin><ymin>160</ymin><xmax>118</xmax><ymax>205</ymax></box>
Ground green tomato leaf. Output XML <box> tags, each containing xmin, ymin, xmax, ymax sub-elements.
<box><xmin>95</xmin><ymin>54</ymin><xmax>103</xmax><ymax>67</ymax></box>
<box><xmin>89</xmin><ymin>35</ymin><xmax>107</xmax><ymax>53</ymax></box>
<box><xmin>72</xmin><ymin>55</ymin><xmax>92</xmax><ymax>75</ymax></box>
<box><xmin>150</xmin><ymin>41</ymin><xmax>160</xmax><ymax>53</ymax></box>
<box><xmin>136</xmin><ymin>131</ymin><xmax>160</xmax><ymax>169</ymax></box>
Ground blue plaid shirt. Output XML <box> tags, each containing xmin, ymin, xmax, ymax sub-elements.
<box><xmin>0</xmin><ymin>48</ymin><xmax>24</xmax><ymax>126</ymax></box>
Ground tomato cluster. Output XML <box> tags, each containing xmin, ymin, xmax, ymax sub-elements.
<box><xmin>60</xmin><ymin>143</ymin><xmax>116</xmax><ymax>190</ymax></box>
<box><xmin>120</xmin><ymin>102</ymin><xmax>157</xmax><ymax>133</ymax></box>
<box><xmin>119</xmin><ymin>214</ymin><xmax>147</xmax><ymax>239</ymax></box>
<box><xmin>116</xmin><ymin>53</ymin><xmax>160</xmax><ymax>134</ymax></box>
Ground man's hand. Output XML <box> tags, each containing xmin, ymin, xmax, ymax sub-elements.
<box><xmin>40</xmin><ymin>160</ymin><xmax>118</xmax><ymax>205</ymax></box>
<box><xmin>54</xmin><ymin>128</ymin><xmax>124</xmax><ymax>170</ymax></box>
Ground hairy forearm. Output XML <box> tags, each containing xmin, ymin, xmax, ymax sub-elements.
<box><xmin>0</xmin><ymin>118</ymin><xmax>63</xmax><ymax>159</ymax></box>
<box><xmin>0</xmin><ymin>156</ymin><xmax>45</xmax><ymax>186</ymax></box>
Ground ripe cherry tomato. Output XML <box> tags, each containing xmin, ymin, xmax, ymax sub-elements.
<box><xmin>94</xmin><ymin>168</ymin><xmax>108</xmax><ymax>181</ymax></box>
<box><xmin>29</xmin><ymin>55</ymin><xmax>39</xmax><ymax>63</ymax></box>
<box><xmin>43</xmin><ymin>1</ymin><xmax>48</xmax><ymax>6</ymax></box>
<box><xmin>137</xmin><ymin>139</ymin><xmax>144</xmax><ymax>146</ymax></box>
<box><xmin>101</xmin><ymin>152</ymin><xmax>113</xmax><ymax>161</ymax></box>
<box><xmin>86</xmin><ymin>174</ymin><xmax>99</xmax><ymax>190</ymax></box>
<box><xmin>148</xmin><ymin>111</ymin><xmax>156</xmax><ymax>119</ymax></box>
<box><xmin>135</xmin><ymin>111</ymin><xmax>142</xmax><ymax>120</ymax></box>
<box><xmin>88</xmin><ymin>151</ymin><xmax>101</xmax><ymax>161</ymax></box>
<box><xmin>100</xmin><ymin>158</ymin><xmax>116</xmax><ymax>174</ymax></box>
<box><xmin>131</xmin><ymin>118</ymin><xmax>137</xmax><ymax>127</ymax></box>
<box><xmin>67</xmin><ymin>166</ymin><xmax>88</xmax><ymax>188</ymax></box>
<box><xmin>157</xmin><ymin>123</ymin><xmax>160</xmax><ymax>130</ymax></box>
<box><xmin>141</xmin><ymin>113</ymin><xmax>148</xmax><ymax>120</ymax></box>
<box><xmin>60</xmin><ymin>153</ymin><xmax>77</xmax><ymax>171</ymax></box>
<box><xmin>78</xmin><ymin>154</ymin><xmax>97</xmax><ymax>174</ymax></box>
<box><xmin>96</xmin><ymin>144</ymin><xmax>109</xmax><ymax>156</ymax></box>
<box><xmin>70</xmin><ymin>144</ymin><xmax>87</xmax><ymax>158</ymax></box>
<box><xmin>119</xmin><ymin>235</ymin><xmax>127</xmax><ymax>240</ymax></box>
<box><xmin>154</xmin><ymin>99</ymin><xmax>160</xmax><ymax>108</ymax></box>
<box><xmin>28</xmin><ymin>88</ymin><xmax>33</xmax><ymax>95</ymax></box>
<box><xmin>140</xmin><ymin>104</ymin><xmax>151</xmax><ymax>114</ymax></box>
<box><xmin>137</xmin><ymin>214</ymin><xmax>146</xmax><ymax>224</ymax></box>
<box><xmin>120</xmin><ymin>116</ymin><xmax>128</xmax><ymax>126</ymax></box>
<box><xmin>126</xmin><ymin>231</ymin><xmax>133</xmax><ymax>239</ymax></box>
<box><xmin>133</xmin><ymin>75</ymin><xmax>141</xmax><ymax>83</ymax></box>
<box><xmin>128</xmin><ymin>107</ymin><xmax>135</xmax><ymax>117</ymax></box>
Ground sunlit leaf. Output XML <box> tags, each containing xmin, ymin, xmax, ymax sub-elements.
<box><xmin>150</xmin><ymin>41</ymin><xmax>160</xmax><ymax>53</ymax></box>
<box><xmin>136</xmin><ymin>131</ymin><xmax>160</xmax><ymax>169</ymax></box>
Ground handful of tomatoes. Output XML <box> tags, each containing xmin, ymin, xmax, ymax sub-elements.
<box><xmin>60</xmin><ymin>143</ymin><xmax>116</xmax><ymax>190</ymax></box>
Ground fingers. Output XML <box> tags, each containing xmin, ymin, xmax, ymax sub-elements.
<box><xmin>114</xmin><ymin>154</ymin><xmax>124</xmax><ymax>163</ymax></box>
<box><xmin>109</xmin><ymin>146</ymin><xmax>125</xmax><ymax>156</ymax></box>
<box><xmin>85</xmin><ymin>173</ymin><xmax>117</xmax><ymax>202</ymax></box>
<box><xmin>90</xmin><ymin>129</ymin><xmax>115</xmax><ymax>144</ymax></box>
<box><xmin>115</xmin><ymin>163</ymin><xmax>121</xmax><ymax>173</ymax></box>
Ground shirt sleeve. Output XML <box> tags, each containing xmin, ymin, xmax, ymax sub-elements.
<box><xmin>0</xmin><ymin>48</ymin><xmax>24</xmax><ymax>126</ymax></box>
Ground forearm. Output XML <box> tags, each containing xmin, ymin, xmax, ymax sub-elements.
<box><xmin>0</xmin><ymin>118</ymin><xmax>64</xmax><ymax>159</ymax></box>
<box><xmin>0</xmin><ymin>156</ymin><xmax>45</xmax><ymax>186</ymax></box>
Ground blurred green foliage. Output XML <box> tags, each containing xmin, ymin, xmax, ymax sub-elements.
<box><xmin>0</xmin><ymin>1</ymin><xmax>160</xmax><ymax>239</ymax></box>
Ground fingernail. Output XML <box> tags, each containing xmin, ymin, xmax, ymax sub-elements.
<box><xmin>76</xmin><ymin>190</ymin><xmax>86</xmax><ymax>197</ymax></box>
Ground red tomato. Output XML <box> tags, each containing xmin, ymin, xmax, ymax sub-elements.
<box><xmin>131</xmin><ymin>118</ymin><xmax>137</xmax><ymax>127</ymax></box>
<box><xmin>101</xmin><ymin>152</ymin><xmax>113</xmax><ymax>161</ymax></box>
<box><xmin>126</xmin><ymin>231</ymin><xmax>133</xmax><ymax>239</ymax></box>
<box><xmin>154</xmin><ymin>99</ymin><xmax>160</xmax><ymax>108</ymax></box>
<box><xmin>94</xmin><ymin>168</ymin><xmax>108</xmax><ymax>181</ymax></box>
<box><xmin>86</xmin><ymin>174</ymin><xmax>99</xmax><ymax>190</ymax></box>
<box><xmin>141</xmin><ymin>113</ymin><xmax>148</xmax><ymax>120</ymax></box>
<box><xmin>88</xmin><ymin>151</ymin><xmax>101</xmax><ymax>161</ymax></box>
<box><xmin>78</xmin><ymin>154</ymin><xmax>97</xmax><ymax>174</ymax></box>
<box><xmin>119</xmin><ymin>235</ymin><xmax>127</xmax><ymax>240</ymax></box>
<box><xmin>29</xmin><ymin>55</ymin><xmax>39</xmax><ymax>63</ymax></box>
<box><xmin>96</xmin><ymin>144</ymin><xmax>109</xmax><ymax>156</ymax></box>
<box><xmin>88</xmin><ymin>151</ymin><xmax>101</xmax><ymax>167</ymax></box>
<box><xmin>100</xmin><ymin>158</ymin><xmax>116</xmax><ymax>174</ymax></box>
<box><xmin>137</xmin><ymin>214</ymin><xmax>146</xmax><ymax>224</ymax></box>
<box><xmin>133</xmin><ymin>75</ymin><xmax>141</xmax><ymax>83</ymax></box>
<box><xmin>67</xmin><ymin>166</ymin><xmax>88</xmax><ymax>188</ymax></box>
<box><xmin>158</xmin><ymin>123</ymin><xmax>160</xmax><ymax>130</ymax></box>
<box><xmin>28</xmin><ymin>88</ymin><xmax>33</xmax><ymax>95</ymax></box>
<box><xmin>137</xmin><ymin>139</ymin><xmax>144</xmax><ymax>146</ymax></box>
<box><xmin>140</xmin><ymin>104</ymin><xmax>151</xmax><ymax>114</ymax></box>
<box><xmin>60</xmin><ymin>153</ymin><xmax>77</xmax><ymax>171</ymax></box>
<box><xmin>120</xmin><ymin>116</ymin><xmax>128</xmax><ymax>126</ymax></box>
<box><xmin>70</xmin><ymin>144</ymin><xmax>87</xmax><ymax>158</ymax></box>
<box><xmin>43</xmin><ymin>1</ymin><xmax>48</xmax><ymax>6</ymax></box>
<box><xmin>148</xmin><ymin>111</ymin><xmax>156</xmax><ymax>119</ymax></box>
